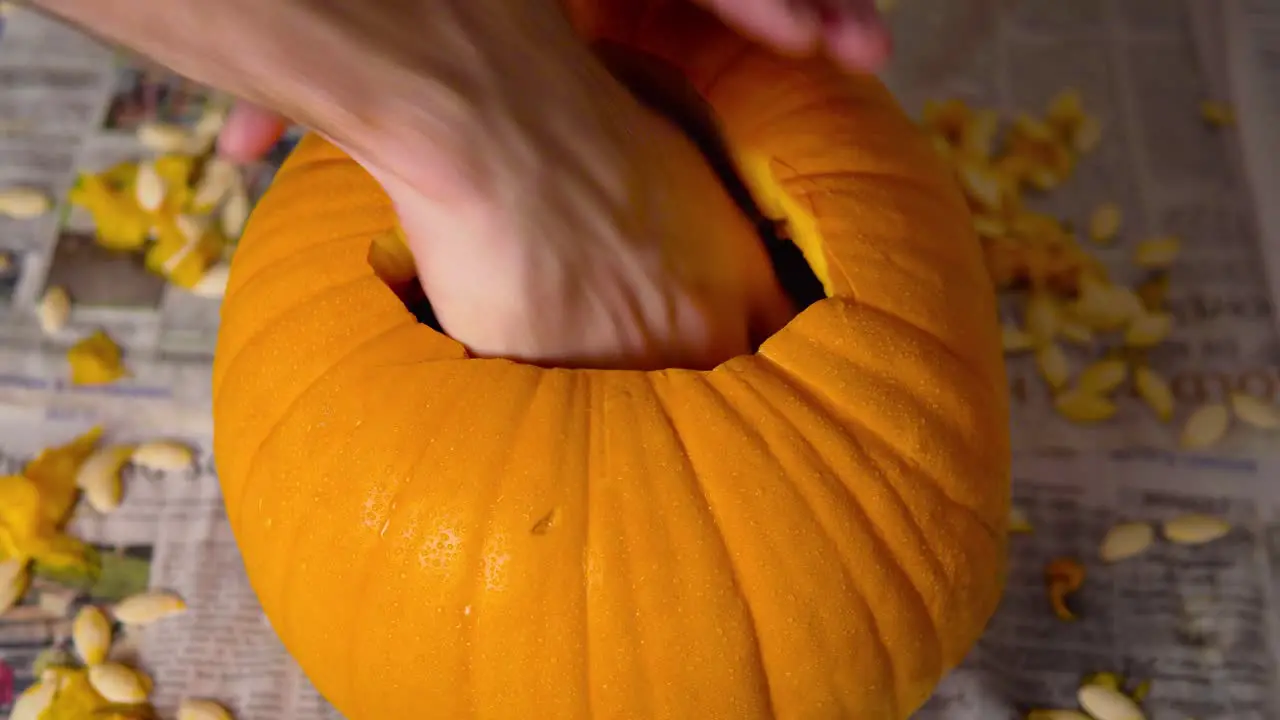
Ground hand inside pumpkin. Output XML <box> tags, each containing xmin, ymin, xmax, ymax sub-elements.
<box><xmin>361</xmin><ymin>72</ymin><xmax>795</xmax><ymax>371</ymax></box>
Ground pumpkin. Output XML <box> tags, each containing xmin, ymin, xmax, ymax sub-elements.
<box><xmin>211</xmin><ymin>1</ymin><xmax>1010</xmax><ymax>718</ymax></box>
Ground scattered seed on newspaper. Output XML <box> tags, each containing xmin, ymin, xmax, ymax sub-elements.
<box><xmin>193</xmin><ymin>158</ymin><xmax>238</xmax><ymax>211</ymax></box>
<box><xmin>1037</xmin><ymin>343</ymin><xmax>1071</xmax><ymax>390</ymax></box>
<box><xmin>137</xmin><ymin>121</ymin><xmax>195</xmax><ymax>153</ymax></box>
<box><xmin>113</xmin><ymin>590</ymin><xmax>188</xmax><ymax>625</ymax></box>
<box><xmin>178</xmin><ymin>698</ymin><xmax>236</xmax><ymax>720</ymax></box>
<box><xmin>221</xmin><ymin>185</ymin><xmax>250</xmax><ymax>238</ymax></box>
<box><xmin>0</xmin><ymin>557</ymin><xmax>28</xmax><ymax>614</ymax></box>
<box><xmin>1180</xmin><ymin>403</ymin><xmax>1230</xmax><ymax>449</ymax></box>
<box><xmin>1123</xmin><ymin>311</ymin><xmax>1174</xmax><ymax>348</ymax></box>
<box><xmin>1078</xmin><ymin>359</ymin><xmax>1127</xmax><ymax>395</ymax></box>
<box><xmin>134</xmin><ymin>160</ymin><xmax>166</xmax><ymax>213</ymax></box>
<box><xmin>1002</xmin><ymin>323</ymin><xmax>1035</xmax><ymax>353</ymax></box>
<box><xmin>1134</xmin><ymin>367</ymin><xmax>1175</xmax><ymax>422</ymax></box>
<box><xmin>0</xmin><ymin>186</ymin><xmax>52</xmax><ymax>219</ymax></box>
<box><xmin>1077</xmin><ymin>684</ymin><xmax>1145</xmax><ymax>720</ymax></box>
<box><xmin>88</xmin><ymin>662</ymin><xmax>152</xmax><ymax>704</ymax></box>
<box><xmin>1229</xmin><ymin>392</ymin><xmax>1280</xmax><ymax>430</ymax></box>
<box><xmin>132</xmin><ymin>440</ymin><xmax>195</xmax><ymax>471</ymax></box>
<box><xmin>1132</xmin><ymin>236</ymin><xmax>1181</xmax><ymax>269</ymax></box>
<box><xmin>76</xmin><ymin>444</ymin><xmax>135</xmax><ymax>514</ymax></box>
<box><xmin>190</xmin><ymin>262</ymin><xmax>231</xmax><ymax>299</ymax></box>
<box><xmin>1163</xmin><ymin>513</ymin><xmax>1232</xmax><ymax>545</ymax></box>
<box><xmin>1089</xmin><ymin>203</ymin><xmax>1122</xmax><ymax>243</ymax></box>
<box><xmin>1099</xmin><ymin>522</ymin><xmax>1155</xmax><ymax>563</ymax></box>
<box><xmin>1026</xmin><ymin>292</ymin><xmax>1061</xmax><ymax>345</ymax></box>
<box><xmin>72</xmin><ymin>605</ymin><xmax>112</xmax><ymax>665</ymax></box>
<box><xmin>37</xmin><ymin>285</ymin><xmax>70</xmax><ymax>336</ymax></box>
<box><xmin>1055</xmin><ymin>389</ymin><xmax>1117</xmax><ymax>423</ymax></box>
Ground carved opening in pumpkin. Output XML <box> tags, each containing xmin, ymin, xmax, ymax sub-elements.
<box><xmin>367</xmin><ymin>42</ymin><xmax>827</xmax><ymax>344</ymax></box>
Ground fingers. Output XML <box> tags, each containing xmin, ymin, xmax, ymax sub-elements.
<box><xmin>216</xmin><ymin>101</ymin><xmax>291</xmax><ymax>163</ymax></box>
<box><xmin>694</xmin><ymin>0</ymin><xmax>892</xmax><ymax>72</ymax></box>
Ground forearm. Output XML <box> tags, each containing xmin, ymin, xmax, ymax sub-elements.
<box><xmin>28</xmin><ymin>0</ymin><xmax>639</xmax><ymax>201</ymax></box>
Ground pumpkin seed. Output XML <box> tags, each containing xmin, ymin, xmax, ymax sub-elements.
<box><xmin>9</xmin><ymin>675</ymin><xmax>58</xmax><ymax>720</ymax></box>
<box><xmin>1089</xmin><ymin>203</ymin><xmax>1122</xmax><ymax>243</ymax></box>
<box><xmin>1099</xmin><ymin>522</ymin><xmax>1154</xmax><ymax>562</ymax></box>
<box><xmin>134</xmin><ymin>161</ymin><xmax>166</xmax><ymax>212</ymax></box>
<box><xmin>1180</xmin><ymin>403</ymin><xmax>1230</xmax><ymax>449</ymax></box>
<box><xmin>1132</xmin><ymin>236</ymin><xmax>1181</xmax><ymax>269</ymax></box>
<box><xmin>958</xmin><ymin>161</ymin><xmax>1004</xmax><ymax>209</ymax></box>
<box><xmin>1081</xmin><ymin>671</ymin><xmax>1125</xmax><ymax>691</ymax></box>
<box><xmin>1123</xmin><ymin>312</ymin><xmax>1173</xmax><ymax>348</ymax></box>
<box><xmin>190</xmin><ymin>262</ymin><xmax>230</xmax><ymax>298</ymax></box>
<box><xmin>178</xmin><ymin>697</ymin><xmax>235</xmax><ymax>720</ymax></box>
<box><xmin>37</xmin><ymin>587</ymin><xmax>75</xmax><ymax>617</ymax></box>
<box><xmin>113</xmin><ymin>590</ymin><xmax>188</xmax><ymax>625</ymax></box>
<box><xmin>1055</xmin><ymin>389</ymin><xmax>1116</xmax><ymax>423</ymax></box>
<box><xmin>73</xmin><ymin>605</ymin><xmax>112</xmax><ymax>665</ymax></box>
<box><xmin>0</xmin><ymin>557</ymin><xmax>29</xmax><ymax>614</ymax></box>
<box><xmin>1002</xmin><ymin>323</ymin><xmax>1035</xmax><ymax>353</ymax></box>
<box><xmin>1229</xmin><ymin>392</ymin><xmax>1280</xmax><ymax>430</ymax></box>
<box><xmin>76</xmin><ymin>444</ymin><xmax>136</xmax><ymax>514</ymax></box>
<box><xmin>193</xmin><ymin>158</ymin><xmax>238</xmax><ymax>211</ymax></box>
<box><xmin>1009</xmin><ymin>506</ymin><xmax>1034</xmax><ymax>533</ymax></box>
<box><xmin>1163</xmin><ymin>513</ymin><xmax>1232</xmax><ymax>545</ymax></box>
<box><xmin>221</xmin><ymin>185</ymin><xmax>250</xmax><ymax>238</ymax></box>
<box><xmin>1077</xmin><ymin>684</ymin><xmax>1145</xmax><ymax>720</ymax></box>
<box><xmin>1028</xmin><ymin>711</ymin><xmax>1091</xmax><ymax>720</ymax></box>
<box><xmin>1059</xmin><ymin>320</ymin><xmax>1094</xmax><ymax>346</ymax></box>
<box><xmin>88</xmin><ymin>662</ymin><xmax>151</xmax><ymax>704</ymax></box>
<box><xmin>1037</xmin><ymin>343</ymin><xmax>1071</xmax><ymax>390</ymax></box>
<box><xmin>37</xmin><ymin>285</ymin><xmax>70</xmax><ymax>336</ymax></box>
<box><xmin>1078</xmin><ymin>359</ymin><xmax>1127</xmax><ymax>395</ymax></box>
<box><xmin>972</xmin><ymin>214</ymin><xmax>1005</xmax><ymax>238</ymax></box>
<box><xmin>1026</xmin><ymin>292</ymin><xmax>1061</xmax><ymax>345</ymax></box>
<box><xmin>1134</xmin><ymin>367</ymin><xmax>1174</xmax><ymax>422</ymax></box>
<box><xmin>132</xmin><ymin>440</ymin><xmax>195</xmax><ymax>471</ymax></box>
<box><xmin>137</xmin><ymin>121</ymin><xmax>195</xmax><ymax>153</ymax></box>
<box><xmin>0</xmin><ymin>186</ymin><xmax>52</xmax><ymax>219</ymax></box>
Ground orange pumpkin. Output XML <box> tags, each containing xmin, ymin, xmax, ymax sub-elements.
<box><xmin>212</xmin><ymin>2</ymin><xmax>1010</xmax><ymax>718</ymax></box>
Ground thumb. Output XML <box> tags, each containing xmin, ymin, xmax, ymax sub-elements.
<box><xmin>217</xmin><ymin>101</ymin><xmax>291</xmax><ymax>163</ymax></box>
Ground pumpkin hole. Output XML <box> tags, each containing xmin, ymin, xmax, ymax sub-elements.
<box><xmin>365</xmin><ymin>43</ymin><xmax>827</xmax><ymax>341</ymax></box>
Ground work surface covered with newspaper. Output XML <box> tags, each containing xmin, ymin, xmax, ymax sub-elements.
<box><xmin>0</xmin><ymin>1</ymin><xmax>1278</xmax><ymax>718</ymax></box>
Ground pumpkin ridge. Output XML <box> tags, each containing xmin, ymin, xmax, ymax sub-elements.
<box><xmin>229</xmin><ymin>318</ymin><xmax>408</xmax><ymax>522</ymax></box>
<box><xmin>756</xmin><ymin>350</ymin><xmax>1001</xmax><ymax>541</ymax></box>
<box><xmin>714</xmin><ymin>364</ymin><xmax>952</xmax><ymax>650</ymax></box>
<box><xmin>641</xmin><ymin>374</ymin><xmax>777</xmax><ymax>717</ymax></box>
<box><xmin>776</xmin><ymin>168</ymin><xmax>951</xmax><ymax>202</ymax></box>
<box><xmin>218</xmin><ymin>230</ymin><xmax>369</xmax><ymax>314</ymax></box>
<box><xmin>710</xmin><ymin>367</ymin><xmax>939</xmax><ymax>715</ymax></box>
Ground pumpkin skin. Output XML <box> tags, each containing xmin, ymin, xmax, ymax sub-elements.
<box><xmin>211</xmin><ymin>2</ymin><xmax>1010</xmax><ymax>718</ymax></box>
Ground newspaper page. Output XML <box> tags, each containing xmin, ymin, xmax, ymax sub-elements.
<box><xmin>0</xmin><ymin>0</ymin><xmax>1278</xmax><ymax>719</ymax></box>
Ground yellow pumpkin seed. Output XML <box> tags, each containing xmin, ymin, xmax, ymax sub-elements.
<box><xmin>134</xmin><ymin>161</ymin><xmax>166</xmax><ymax>213</ymax></box>
<box><xmin>0</xmin><ymin>186</ymin><xmax>52</xmax><ymax>219</ymax></box>
<box><xmin>1179</xmin><ymin>403</ymin><xmax>1230</xmax><ymax>449</ymax></box>
<box><xmin>113</xmin><ymin>590</ymin><xmax>188</xmax><ymax>625</ymax></box>
<box><xmin>137</xmin><ymin>121</ymin><xmax>195</xmax><ymax>153</ymax></box>
<box><xmin>1099</xmin><ymin>522</ymin><xmax>1154</xmax><ymax>563</ymax></box>
<box><xmin>1229</xmin><ymin>392</ymin><xmax>1280</xmax><ymax>430</ymax></box>
<box><xmin>972</xmin><ymin>214</ymin><xmax>1005</xmax><ymax>238</ymax></box>
<box><xmin>1026</xmin><ymin>293</ymin><xmax>1061</xmax><ymax>346</ymax></box>
<box><xmin>959</xmin><ymin>161</ymin><xmax>1004</xmax><ymax>209</ymax></box>
<box><xmin>10</xmin><ymin>675</ymin><xmax>58</xmax><ymax>720</ymax></box>
<box><xmin>1089</xmin><ymin>203</ymin><xmax>1123</xmax><ymax>243</ymax></box>
<box><xmin>1009</xmin><ymin>506</ymin><xmax>1034</xmax><ymax>533</ymax></box>
<box><xmin>1132</xmin><ymin>236</ymin><xmax>1181</xmax><ymax>269</ymax></box>
<box><xmin>221</xmin><ymin>186</ymin><xmax>250</xmax><ymax>239</ymax></box>
<box><xmin>87</xmin><ymin>662</ymin><xmax>151</xmax><ymax>704</ymax></box>
<box><xmin>1002</xmin><ymin>323</ymin><xmax>1035</xmax><ymax>353</ymax></box>
<box><xmin>1081</xmin><ymin>671</ymin><xmax>1125</xmax><ymax>691</ymax></box>
<box><xmin>1072</xmin><ymin>277</ymin><xmax>1144</xmax><ymax>331</ymax></box>
<box><xmin>190</xmin><ymin>262</ymin><xmax>230</xmax><ymax>299</ymax></box>
<box><xmin>178</xmin><ymin>697</ymin><xmax>236</xmax><ymax>720</ymax></box>
<box><xmin>73</xmin><ymin>605</ymin><xmax>112</xmax><ymax>665</ymax></box>
<box><xmin>1</xmin><ymin>557</ymin><xmax>29</xmax><ymax>614</ymax></box>
<box><xmin>1078</xmin><ymin>359</ymin><xmax>1127</xmax><ymax>395</ymax></box>
<box><xmin>1134</xmin><ymin>367</ymin><xmax>1174</xmax><ymax>422</ymax></box>
<box><xmin>1055</xmin><ymin>389</ymin><xmax>1116</xmax><ymax>423</ymax></box>
<box><xmin>131</xmin><ymin>440</ymin><xmax>195</xmax><ymax>471</ymax></box>
<box><xmin>37</xmin><ymin>285</ymin><xmax>71</xmax><ymax>336</ymax></box>
<box><xmin>1037</xmin><ymin>343</ymin><xmax>1071</xmax><ymax>390</ymax></box>
<box><xmin>1163</xmin><ymin>513</ymin><xmax>1232</xmax><ymax>545</ymax></box>
<box><xmin>76</xmin><ymin>444</ymin><xmax>136</xmax><ymax>514</ymax></box>
<box><xmin>1123</xmin><ymin>312</ymin><xmax>1174</xmax><ymax>348</ymax></box>
<box><xmin>192</xmin><ymin>158</ymin><xmax>238</xmax><ymax>211</ymax></box>
<box><xmin>1077</xmin><ymin>683</ymin><xmax>1146</xmax><ymax>720</ymax></box>
<box><xmin>1059</xmin><ymin>320</ymin><xmax>1094</xmax><ymax>346</ymax></box>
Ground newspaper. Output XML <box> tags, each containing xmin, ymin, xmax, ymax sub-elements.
<box><xmin>0</xmin><ymin>0</ymin><xmax>1277</xmax><ymax>718</ymax></box>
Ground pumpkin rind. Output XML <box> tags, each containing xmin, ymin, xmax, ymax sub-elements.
<box><xmin>212</xmin><ymin>3</ymin><xmax>1010</xmax><ymax>719</ymax></box>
